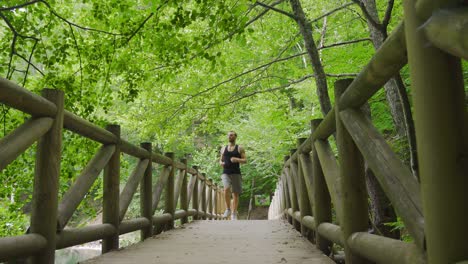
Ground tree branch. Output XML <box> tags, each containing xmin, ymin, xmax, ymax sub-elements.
<box><xmin>351</xmin><ymin>0</ymin><xmax>382</xmax><ymax>30</ymax></box>
<box><xmin>0</xmin><ymin>12</ymin><xmax>39</xmax><ymax>79</ymax></box>
<box><xmin>0</xmin><ymin>13</ymin><xmax>38</xmax><ymax>41</ymax></box>
<box><xmin>37</xmin><ymin>0</ymin><xmax>124</xmax><ymax>36</ymax></box>
<box><xmin>163</xmin><ymin>33</ymin><xmax>367</xmax><ymax>121</ymax></box>
<box><xmin>319</xmin><ymin>38</ymin><xmax>371</xmax><ymax>49</ymax></box>
<box><xmin>228</xmin><ymin>32</ymin><xmax>301</xmax><ymax>100</ymax></box>
<box><xmin>214</xmin><ymin>74</ymin><xmax>316</xmax><ymax>108</ymax></box>
<box><xmin>183</xmin><ymin>51</ymin><xmax>307</xmax><ymax>102</ymax></box>
<box><xmin>151</xmin><ymin>0</ymin><xmax>285</xmax><ymax>72</ymax></box>
<box><xmin>245</xmin><ymin>0</ymin><xmax>285</xmax><ymax>28</ymax></box>
<box><xmin>0</xmin><ymin>0</ymin><xmax>42</xmax><ymax>11</ymax></box>
<box><xmin>102</xmin><ymin>36</ymin><xmax>117</xmax><ymax>95</ymax></box>
<box><xmin>218</xmin><ymin>72</ymin><xmax>358</xmax><ymax>107</ymax></box>
<box><xmin>125</xmin><ymin>13</ymin><xmax>154</xmax><ymax>44</ymax></box>
<box><xmin>22</xmin><ymin>39</ymin><xmax>39</xmax><ymax>87</ymax></box>
<box><xmin>319</xmin><ymin>17</ymin><xmax>327</xmax><ymax>49</ymax></box>
<box><xmin>6</xmin><ymin>34</ymin><xmax>16</xmax><ymax>79</ymax></box>
<box><xmin>69</xmin><ymin>24</ymin><xmax>82</xmax><ymax>91</ymax></box>
<box><xmin>326</xmin><ymin>73</ymin><xmax>358</xmax><ymax>77</ymax></box>
<box><xmin>14</xmin><ymin>51</ymin><xmax>45</xmax><ymax>76</ymax></box>
<box><xmin>309</xmin><ymin>2</ymin><xmax>354</xmax><ymax>24</ymax></box>
<box><xmin>382</xmin><ymin>0</ymin><xmax>394</xmax><ymax>28</ymax></box>
<box><xmin>255</xmin><ymin>1</ymin><xmax>297</xmax><ymax>20</ymax></box>
<box><xmin>173</xmin><ymin>36</ymin><xmax>369</xmax><ymax>110</ymax></box>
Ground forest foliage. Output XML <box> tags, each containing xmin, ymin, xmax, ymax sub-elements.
<box><xmin>0</xmin><ymin>0</ymin><xmax>465</xmax><ymax>237</ymax></box>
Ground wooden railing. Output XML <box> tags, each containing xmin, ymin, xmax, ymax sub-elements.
<box><xmin>269</xmin><ymin>3</ymin><xmax>467</xmax><ymax>264</ymax></box>
<box><xmin>0</xmin><ymin>77</ymin><xmax>227</xmax><ymax>263</ymax></box>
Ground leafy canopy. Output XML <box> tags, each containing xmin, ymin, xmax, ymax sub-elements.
<box><xmin>0</xmin><ymin>0</ymin><xmax>411</xmax><ymax>233</ymax></box>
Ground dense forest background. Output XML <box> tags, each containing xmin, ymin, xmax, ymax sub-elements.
<box><xmin>0</xmin><ymin>0</ymin><xmax>466</xmax><ymax>237</ymax></box>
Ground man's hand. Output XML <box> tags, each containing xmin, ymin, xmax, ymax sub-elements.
<box><xmin>220</xmin><ymin>161</ymin><xmax>225</xmax><ymax>167</ymax></box>
<box><xmin>230</xmin><ymin>157</ymin><xmax>238</xmax><ymax>163</ymax></box>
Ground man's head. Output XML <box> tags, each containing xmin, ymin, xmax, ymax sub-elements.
<box><xmin>227</xmin><ymin>131</ymin><xmax>237</xmax><ymax>143</ymax></box>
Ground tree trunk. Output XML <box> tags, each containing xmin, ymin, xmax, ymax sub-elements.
<box><xmin>361</xmin><ymin>0</ymin><xmax>418</xmax><ymax>177</ymax></box>
<box><xmin>362</xmin><ymin>0</ymin><xmax>405</xmax><ymax>136</ymax></box>
<box><xmin>289</xmin><ymin>0</ymin><xmax>332</xmax><ymax>116</ymax></box>
<box><xmin>365</xmin><ymin>168</ymin><xmax>400</xmax><ymax>238</ymax></box>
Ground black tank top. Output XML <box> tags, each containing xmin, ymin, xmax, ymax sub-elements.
<box><xmin>222</xmin><ymin>145</ymin><xmax>241</xmax><ymax>174</ymax></box>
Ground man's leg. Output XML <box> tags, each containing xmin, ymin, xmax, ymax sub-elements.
<box><xmin>232</xmin><ymin>192</ymin><xmax>239</xmax><ymax>213</ymax></box>
<box><xmin>221</xmin><ymin>174</ymin><xmax>232</xmax><ymax>218</ymax></box>
<box><xmin>231</xmin><ymin>174</ymin><xmax>242</xmax><ymax>220</ymax></box>
<box><xmin>224</xmin><ymin>186</ymin><xmax>231</xmax><ymax>210</ymax></box>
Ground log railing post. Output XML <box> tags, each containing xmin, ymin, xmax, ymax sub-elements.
<box><xmin>208</xmin><ymin>178</ymin><xmax>213</xmax><ymax>220</ymax></box>
<box><xmin>311</xmin><ymin>119</ymin><xmax>332</xmax><ymax>255</ymax></box>
<box><xmin>140</xmin><ymin>142</ymin><xmax>153</xmax><ymax>240</ymax></box>
<box><xmin>279</xmin><ymin>175</ymin><xmax>287</xmax><ymax>220</ymax></box>
<box><xmin>335</xmin><ymin>79</ymin><xmax>370</xmax><ymax>264</ymax></box>
<box><xmin>279</xmin><ymin>182</ymin><xmax>285</xmax><ymax>218</ymax></box>
<box><xmin>289</xmin><ymin>149</ymin><xmax>301</xmax><ymax>231</ymax></box>
<box><xmin>283</xmin><ymin>156</ymin><xmax>292</xmax><ymax>224</ymax></box>
<box><xmin>180</xmin><ymin>158</ymin><xmax>188</xmax><ymax>225</ymax></box>
<box><xmin>214</xmin><ymin>183</ymin><xmax>218</xmax><ymax>220</ymax></box>
<box><xmin>201</xmin><ymin>173</ymin><xmax>207</xmax><ymax>220</ymax></box>
<box><xmin>30</xmin><ymin>89</ymin><xmax>64</xmax><ymax>264</ymax></box>
<box><xmin>102</xmin><ymin>124</ymin><xmax>120</xmax><ymax>253</ymax></box>
<box><xmin>218</xmin><ymin>188</ymin><xmax>224</xmax><ymax>219</ymax></box>
<box><xmin>192</xmin><ymin>166</ymin><xmax>199</xmax><ymax>220</ymax></box>
<box><xmin>403</xmin><ymin>1</ymin><xmax>468</xmax><ymax>262</ymax></box>
<box><xmin>164</xmin><ymin>152</ymin><xmax>175</xmax><ymax>230</ymax></box>
<box><xmin>297</xmin><ymin>138</ymin><xmax>313</xmax><ymax>239</ymax></box>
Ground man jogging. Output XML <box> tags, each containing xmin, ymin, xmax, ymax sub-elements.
<box><xmin>219</xmin><ymin>131</ymin><xmax>247</xmax><ymax>220</ymax></box>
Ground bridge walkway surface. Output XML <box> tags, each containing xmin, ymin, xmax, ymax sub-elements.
<box><xmin>83</xmin><ymin>220</ymin><xmax>334</xmax><ymax>264</ymax></box>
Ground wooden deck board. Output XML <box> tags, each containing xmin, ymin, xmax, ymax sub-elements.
<box><xmin>82</xmin><ymin>220</ymin><xmax>334</xmax><ymax>264</ymax></box>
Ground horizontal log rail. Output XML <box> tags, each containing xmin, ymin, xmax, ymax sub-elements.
<box><xmin>348</xmin><ymin>232</ymin><xmax>425</xmax><ymax>264</ymax></box>
<box><xmin>0</xmin><ymin>234</ymin><xmax>47</xmax><ymax>262</ymax></box>
<box><xmin>56</xmin><ymin>224</ymin><xmax>116</xmax><ymax>250</ymax></box>
<box><xmin>187</xmin><ymin>209</ymin><xmax>198</xmax><ymax>216</ymax></box>
<box><xmin>119</xmin><ymin>218</ymin><xmax>151</xmax><ymax>235</ymax></box>
<box><xmin>0</xmin><ymin>78</ymin><xmax>57</xmax><ymax>117</ymax></box>
<box><xmin>63</xmin><ymin>111</ymin><xmax>117</xmax><ymax>144</ymax></box>
<box><xmin>120</xmin><ymin>139</ymin><xmax>151</xmax><ymax>159</ymax></box>
<box><xmin>152</xmin><ymin>213</ymin><xmax>173</xmax><ymax>225</ymax></box>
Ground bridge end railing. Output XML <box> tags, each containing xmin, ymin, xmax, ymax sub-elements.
<box><xmin>269</xmin><ymin>1</ymin><xmax>467</xmax><ymax>263</ymax></box>
<box><xmin>0</xmin><ymin>77</ymin><xmax>227</xmax><ymax>263</ymax></box>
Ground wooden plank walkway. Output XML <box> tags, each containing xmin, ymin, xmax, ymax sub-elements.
<box><xmin>83</xmin><ymin>220</ymin><xmax>334</xmax><ymax>264</ymax></box>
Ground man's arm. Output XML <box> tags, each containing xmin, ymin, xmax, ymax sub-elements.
<box><xmin>231</xmin><ymin>145</ymin><xmax>247</xmax><ymax>164</ymax></box>
<box><xmin>219</xmin><ymin>146</ymin><xmax>225</xmax><ymax>167</ymax></box>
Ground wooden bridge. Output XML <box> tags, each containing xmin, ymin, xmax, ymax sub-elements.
<box><xmin>0</xmin><ymin>2</ymin><xmax>467</xmax><ymax>264</ymax></box>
